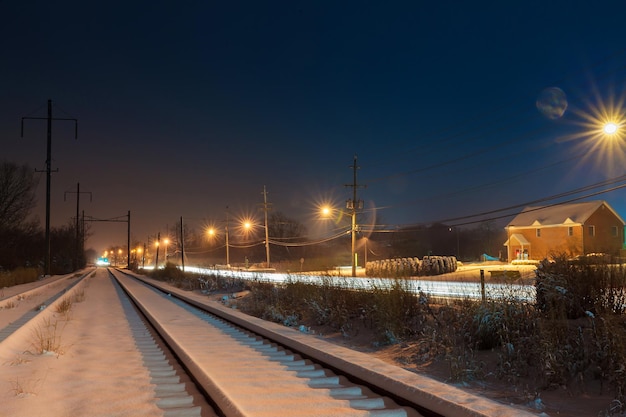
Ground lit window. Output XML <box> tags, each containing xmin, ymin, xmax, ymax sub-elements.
<box><xmin>588</xmin><ymin>226</ymin><xmax>595</xmax><ymax>237</ymax></box>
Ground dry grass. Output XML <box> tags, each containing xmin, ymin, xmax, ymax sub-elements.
<box><xmin>72</xmin><ymin>288</ymin><xmax>85</xmax><ymax>303</ymax></box>
<box><xmin>0</xmin><ymin>267</ymin><xmax>40</xmax><ymax>287</ymax></box>
<box><xmin>30</xmin><ymin>318</ymin><xmax>67</xmax><ymax>355</ymax></box>
<box><xmin>5</xmin><ymin>355</ymin><xmax>31</xmax><ymax>366</ymax></box>
<box><xmin>55</xmin><ymin>298</ymin><xmax>73</xmax><ymax>315</ymax></box>
<box><xmin>9</xmin><ymin>372</ymin><xmax>46</xmax><ymax>397</ymax></box>
<box><xmin>152</xmin><ymin>257</ymin><xmax>626</xmax><ymax>415</ymax></box>
<box><xmin>232</xmin><ymin>258</ymin><xmax>626</xmax><ymax>416</ymax></box>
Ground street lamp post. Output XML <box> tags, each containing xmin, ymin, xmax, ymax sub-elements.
<box><xmin>264</xmin><ymin>217</ymin><xmax>270</xmax><ymax>269</ymax></box>
<box><xmin>137</xmin><ymin>246</ymin><xmax>143</xmax><ymax>269</ymax></box>
<box><xmin>243</xmin><ymin>219</ymin><xmax>271</xmax><ymax>269</ymax></box>
<box><xmin>321</xmin><ymin>202</ymin><xmax>361</xmax><ymax>277</ymax></box>
<box><xmin>350</xmin><ymin>201</ymin><xmax>357</xmax><ymax>277</ymax></box>
<box><xmin>363</xmin><ymin>237</ymin><xmax>368</xmax><ymax>266</ymax></box>
<box><xmin>154</xmin><ymin>232</ymin><xmax>160</xmax><ymax>269</ymax></box>
<box><xmin>208</xmin><ymin>226</ymin><xmax>230</xmax><ymax>267</ymax></box>
<box><xmin>163</xmin><ymin>238</ymin><xmax>169</xmax><ymax>266</ymax></box>
<box><xmin>603</xmin><ymin>121</ymin><xmax>626</xmax><ymax>249</ymax></box>
<box><xmin>225</xmin><ymin>207</ymin><xmax>230</xmax><ymax>267</ymax></box>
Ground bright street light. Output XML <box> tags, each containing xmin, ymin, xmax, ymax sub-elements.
<box><xmin>208</xmin><ymin>225</ymin><xmax>230</xmax><ymax>267</ymax></box>
<box><xmin>604</xmin><ymin>122</ymin><xmax>619</xmax><ymax>135</ymax></box>
<box><xmin>320</xmin><ymin>203</ymin><xmax>361</xmax><ymax>277</ymax></box>
<box><xmin>241</xmin><ymin>219</ymin><xmax>271</xmax><ymax>269</ymax></box>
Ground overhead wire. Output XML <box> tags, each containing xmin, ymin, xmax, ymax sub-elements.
<box><xmin>367</xmin><ymin>49</ymin><xmax>626</xmax><ymax>173</ymax></box>
<box><xmin>357</xmin><ymin>50</ymin><xmax>626</xmax><ymax>222</ymax></box>
<box><xmin>389</xmin><ymin>174</ymin><xmax>626</xmax><ymax>230</ymax></box>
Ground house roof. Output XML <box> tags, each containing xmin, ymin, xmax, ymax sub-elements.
<box><xmin>506</xmin><ymin>200</ymin><xmax>626</xmax><ymax>228</ymax></box>
<box><xmin>504</xmin><ymin>233</ymin><xmax>530</xmax><ymax>246</ymax></box>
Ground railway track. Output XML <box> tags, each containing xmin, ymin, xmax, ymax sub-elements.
<box><xmin>0</xmin><ymin>270</ymin><xmax>91</xmax><ymax>344</ymax></box>
<box><xmin>0</xmin><ymin>268</ymin><xmax>537</xmax><ymax>416</ymax></box>
<box><xmin>110</xmin><ymin>268</ymin><xmax>538</xmax><ymax>417</ymax></box>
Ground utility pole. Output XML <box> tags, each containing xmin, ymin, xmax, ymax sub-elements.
<box><xmin>154</xmin><ymin>232</ymin><xmax>161</xmax><ymax>269</ymax></box>
<box><xmin>345</xmin><ymin>155</ymin><xmax>366</xmax><ymax>277</ymax></box>
<box><xmin>82</xmin><ymin>211</ymin><xmax>130</xmax><ymax>268</ymax></box>
<box><xmin>180</xmin><ymin>216</ymin><xmax>185</xmax><ymax>272</ymax></box>
<box><xmin>225</xmin><ymin>207</ymin><xmax>230</xmax><ymax>267</ymax></box>
<box><xmin>127</xmin><ymin>210</ymin><xmax>131</xmax><ymax>269</ymax></box>
<box><xmin>21</xmin><ymin>99</ymin><xmax>78</xmax><ymax>275</ymax></box>
<box><xmin>64</xmin><ymin>182</ymin><xmax>92</xmax><ymax>271</ymax></box>
<box><xmin>261</xmin><ymin>186</ymin><xmax>272</xmax><ymax>269</ymax></box>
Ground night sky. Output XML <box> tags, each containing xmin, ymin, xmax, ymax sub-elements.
<box><xmin>3</xmin><ymin>1</ymin><xmax>626</xmax><ymax>253</ymax></box>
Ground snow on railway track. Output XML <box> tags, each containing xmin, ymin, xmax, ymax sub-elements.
<box><xmin>113</xmin><ymin>269</ymin><xmax>539</xmax><ymax>417</ymax></box>
<box><xmin>0</xmin><ymin>269</ymin><xmax>93</xmax><ymax>344</ymax></box>
<box><xmin>0</xmin><ymin>268</ymin><xmax>538</xmax><ymax>416</ymax></box>
<box><xmin>112</xmin><ymin>269</ymin><xmax>421</xmax><ymax>417</ymax></box>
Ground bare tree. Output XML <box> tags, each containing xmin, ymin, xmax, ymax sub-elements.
<box><xmin>0</xmin><ymin>161</ymin><xmax>38</xmax><ymax>230</ymax></box>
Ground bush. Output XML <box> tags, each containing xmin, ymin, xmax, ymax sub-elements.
<box><xmin>149</xmin><ymin>263</ymin><xmax>187</xmax><ymax>286</ymax></box>
<box><xmin>162</xmin><ymin>260</ymin><xmax>626</xmax><ymax>409</ymax></box>
<box><xmin>536</xmin><ymin>256</ymin><xmax>626</xmax><ymax>319</ymax></box>
<box><xmin>0</xmin><ymin>267</ymin><xmax>40</xmax><ymax>287</ymax></box>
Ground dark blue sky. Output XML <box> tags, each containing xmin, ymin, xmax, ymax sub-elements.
<box><xmin>3</xmin><ymin>1</ymin><xmax>626</xmax><ymax>252</ymax></box>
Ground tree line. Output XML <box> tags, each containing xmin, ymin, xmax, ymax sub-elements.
<box><xmin>0</xmin><ymin>160</ymin><xmax>85</xmax><ymax>274</ymax></box>
<box><xmin>1</xmin><ymin>159</ymin><xmax>506</xmax><ymax>275</ymax></box>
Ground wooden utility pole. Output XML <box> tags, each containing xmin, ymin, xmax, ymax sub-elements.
<box><xmin>225</xmin><ymin>207</ymin><xmax>230</xmax><ymax>267</ymax></box>
<box><xmin>64</xmin><ymin>183</ymin><xmax>91</xmax><ymax>271</ymax></box>
<box><xmin>21</xmin><ymin>100</ymin><xmax>77</xmax><ymax>275</ymax></box>
<box><xmin>155</xmin><ymin>232</ymin><xmax>161</xmax><ymax>269</ymax></box>
<box><xmin>261</xmin><ymin>186</ymin><xmax>271</xmax><ymax>268</ymax></box>
<box><xmin>180</xmin><ymin>216</ymin><xmax>185</xmax><ymax>272</ymax></box>
<box><xmin>345</xmin><ymin>155</ymin><xmax>366</xmax><ymax>277</ymax></box>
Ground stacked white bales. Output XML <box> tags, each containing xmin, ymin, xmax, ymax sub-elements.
<box><xmin>366</xmin><ymin>256</ymin><xmax>456</xmax><ymax>277</ymax></box>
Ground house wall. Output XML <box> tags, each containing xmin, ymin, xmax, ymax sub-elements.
<box><xmin>506</xmin><ymin>204</ymin><xmax>625</xmax><ymax>262</ymax></box>
<box><xmin>584</xmin><ymin>208</ymin><xmax>624</xmax><ymax>255</ymax></box>
<box><xmin>509</xmin><ymin>225</ymin><xmax>583</xmax><ymax>261</ymax></box>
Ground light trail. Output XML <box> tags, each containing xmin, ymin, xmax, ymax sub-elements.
<box><xmin>183</xmin><ymin>266</ymin><xmax>536</xmax><ymax>302</ymax></box>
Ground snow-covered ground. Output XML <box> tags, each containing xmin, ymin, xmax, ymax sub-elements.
<box><xmin>0</xmin><ymin>267</ymin><xmax>541</xmax><ymax>417</ymax></box>
<box><xmin>0</xmin><ymin>270</ymin><xmax>164</xmax><ymax>416</ymax></box>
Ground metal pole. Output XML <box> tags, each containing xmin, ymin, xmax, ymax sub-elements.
<box><xmin>480</xmin><ymin>269</ymin><xmax>486</xmax><ymax>302</ymax></box>
<box><xmin>21</xmin><ymin>99</ymin><xmax>77</xmax><ymax>275</ymax></box>
<box><xmin>155</xmin><ymin>232</ymin><xmax>160</xmax><ymax>269</ymax></box>
<box><xmin>364</xmin><ymin>237</ymin><xmax>368</xmax><ymax>265</ymax></box>
<box><xmin>351</xmin><ymin>208</ymin><xmax>356</xmax><ymax>277</ymax></box>
<box><xmin>75</xmin><ymin>182</ymin><xmax>80</xmax><ymax>269</ymax></box>
<box><xmin>180</xmin><ymin>216</ymin><xmax>185</xmax><ymax>272</ymax></box>
<box><xmin>127</xmin><ymin>210</ymin><xmax>131</xmax><ymax>269</ymax></box>
<box><xmin>44</xmin><ymin>99</ymin><xmax>52</xmax><ymax>275</ymax></box>
<box><xmin>351</xmin><ymin>155</ymin><xmax>358</xmax><ymax>277</ymax></box>
<box><xmin>81</xmin><ymin>210</ymin><xmax>85</xmax><ymax>263</ymax></box>
<box><xmin>225</xmin><ymin>207</ymin><xmax>230</xmax><ymax>267</ymax></box>
<box><xmin>263</xmin><ymin>186</ymin><xmax>270</xmax><ymax>268</ymax></box>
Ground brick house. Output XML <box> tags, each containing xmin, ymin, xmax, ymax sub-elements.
<box><xmin>504</xmin><ymin>200</ymin><xmax>625</xmax><ymax>262</ymax></box>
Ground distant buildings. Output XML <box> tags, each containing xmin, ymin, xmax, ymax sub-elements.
<box><xmin>504</xmin><ymin>200</ymin><xmax>625</xmax><ymax>262</ymax></box>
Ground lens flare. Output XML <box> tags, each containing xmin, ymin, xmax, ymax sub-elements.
<box><xmin>536</xmin><ymin>87</ymin><xmax>568</xmax><ymax>119</ymax></box>
<box><xmin>558</xmin><ymin>86</ymin><xmax>626</xmax><ymax>176</ymax></box>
